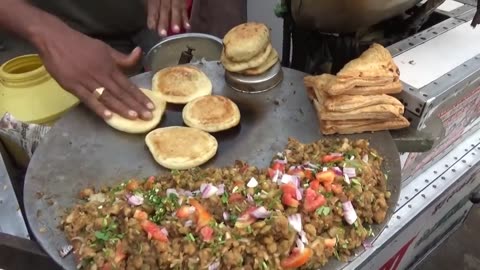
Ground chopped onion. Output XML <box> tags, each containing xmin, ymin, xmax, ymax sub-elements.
<box><xmin>281</xmin><ymin>174</ymin><xmax>299</xmax><ymax>187</ymax></box>
<box><xmin>166</xmin><ymin>188</ymin><xmax>179</xmax><ymax>197</ymax></box>
<box><xmin>296</xmin><ymin>188</ymin><xmax>303</xmax><ymax>201</ymax></box>
<box><xmin>223</xmin><ymin>212</ymin><xmax>230</xmax><ymax>221</ymax></box>
<box><xmin>127</xmin><ymin>194</ymin><xmax>144</xmax><ymax>206</ymax></box>
<box><xmin>362</xmin><ymin>154</ymin><xmax>369</xmax><ymax>163</ymax></box>
<box><xmin>363</xmin><ymin>241</ymin><xmax>373</xmax><ymax>249</ymax></box>
<box><xmin>322</xmin><ymin>167</ymin><xmax>328</xmax><ymax>172</ymax></box>
<box><xmin>299</xmin><ymin>230</ymin><xmax>308</xmax><ymax>244</ymax></box>
<box><xmin>330</xmin><ymin>153</ymin><xmax>343</xmax><ymax>157</ymax></box>
<box><xmin>251</xmin><ymin>207</ymin><xmax>271</xmax><ymax>219</ymax></box>
<box><xmin>342</xmin><ymin>201</ymin><xmax>358</xmax><ymax>225</ymax></box>
<box><xmin>350</xmin><ymin>156</ymin><xmax>355</xmax><ymax>160</ymax></box>
<box><xmin>296</xmin><ymin>238</ymin><xmax>305</xmax><ymax>251</ymax></box>
<box><xmin>160</xmin><ymin>228</ymin><xmax>169</xmax><ymax>236</ymax></box>
<box><xmin>305</xmin><ymin>162</ymin><xmax>319</xmax><ymax>169</ymax></box>
<box><xmin>201</xmin><ymin>184</ymin><xmax>219</xmax><ymax>199</ymax></box>
<box><xmin>332</xmin><ymin>167</ymin><xmax>343</xmax><ymax>176</ymax></box>
<box><xmin>247</xmin><ymin>194</ymin><xmax>254</xmax><ymax>204</ymax></box>
<box><xmin>58</xmin><ymin>245</ymin><xmax>73</xmax><ymax>258</ymax></box>
<box><xmin>344</xmin><ymin>174</ymin><xmax>351</xmax><ymax>185</ymax></box>
<box><xmin>288</xmin><ymin>214</ymin><xmax>302</xmax><ymax>233</ymax></box>
<box><xmin>208</xmin><ymin>261</ymin><xmax>220</xmax><ymax>270</ymax></box>
<box><xmin>273</xmin><ymin>158</ymin><xmax>287</xmax><ymax>164</ymax></box>
<box><xmin>216</xmin><ymin>184</ymin><xmax>225</xmax><ymax>195</ymax></box>
<box><xmin>184</xmin><ymin>220</ymin><xmax>193</xmax><ymax>227</ymax></box>
<box><xmin>247</xmin><ymin>177</ymin><xmax>258</xmax><ymax>188</ymax></box>
<box><xmin>343</xmin><ymin>167</ymin><xmax>356</xmax><ymax>178</ymax></box>
<box><xmin>232</xmin><ymin>186</ymin><xmax>239</xmax><ymax>193</ymax></box>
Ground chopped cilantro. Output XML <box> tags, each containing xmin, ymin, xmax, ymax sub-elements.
<box><xmin>221</xmin><ymin>193</ymin><xmax>229</xmax><ymax>204</ymax></box>
<box><xmin>351</xmin><ymin>178</ymin><xmax>361</xmax><ymax>186</ymax></box>
<box><xmin>333</xmin><ymin>249</ymin><xmax>340</xmax><ymax>260</ymax></box>
<box><xmin>316</xmin><ymin>206</ymin><xmax>331</xmax><ymax>216</ymax></box>
<box><xmin>324</xmin><ymin>192</ymin><xmax>333</xmax><ymax>198</ymax></box>
<box><xmin>261</xmin><ymin>261</ymin><xmax>269</xmax><ymax>270</ymax></box>
<box><xmin>94</xmin><ymin>218</ymin><xmax>123</xmax><ymax>245</ymax></box>
<box><xmin>171</xmin><ymin>169</ymin><xmax>180</xmax><ymax>175</ymax></box>
<box><xmin>246</xmin><ymin>225</ymin><xmax>253</xmax><ymax>233</ymax></box>
<box><xmin>186</xmin><ymin>233</ymin><xmax>195</xmax><ymax>242</ymax></box>
<box><xmin>229</xmin><ymin>214</ymin><xmax>238</xmax><ymax>223</ymax></box>
<box><xmin>370</xmin><ymin>151</ymin><xmax>379</xmax><ymax>158</ymax></box>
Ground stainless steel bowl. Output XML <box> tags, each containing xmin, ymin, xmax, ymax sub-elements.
<box><xmin>144</xmin><ymin>33</ymin><xmax>223</xmax><ymax>72</ymax></box>
<box><xmin>291</xmin><ymin>0</ymin><xmax>423</xmax><ymax>33</ymax></box>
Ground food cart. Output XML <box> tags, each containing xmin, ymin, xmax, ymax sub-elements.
<box><xmin>0</xmin><ymin>0</ymin><xmax>479</xmax><ymax>269</ymax></box>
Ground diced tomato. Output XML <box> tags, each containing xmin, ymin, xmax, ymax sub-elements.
<box><xmin>228</xmin><ymin>193</ymin><xmax>244</xmax><ymax>203</ymax></box>
<box><xmin>272</xmin><ymin>162</ymin><xmax>286</xmax><ymax>172</ymax></box>
<box><xmin>133</xmin><ymin>209</ymin><xmax>148</xmax><ymax>221</ymax></box>
<box><xmin>316</xmin><ymin>171</ymin><xmax>335</xmax><ymax>184</ymax></box>
<box><xmin>280</xmin><ymin>183</ymin><xmax>299</xmax><ymax>208</ymax></box>
<box><xmin>114</xmin><ymin>241</ymin><xmax>126</xmax><ymax>263</ymax></box>
<box><xmin>288</xmin><ymin>168</ymin><xmax>305</xmax><ymax>179</ymax></box>
<box><xmin>235</xmin><ymin>207</ymin><xmax>258</xmax><ymax>228</ymax></box>
<box><xmin>200</xmin><ymin>226</ymin><xmax>214</xmax><ymax>242</ymax></box>
<box><xmin>309</xmin><ymin>180</ymin><xmax>320</xmax><ymax>191</ymax></box>
<box><xmin>304</xmin><ymin>170</ymin><xmax>314</xmax><ymax>181</ymax></box>
<box><xmin>303</xmin><ymin>188</ymin><xmax>326</xmax><ymax>212</ymax></box>
<box><xmin>324</xmin><ymin>238</ymin><xmax>337</xmax><ymax>248</ymax></box>
<box><xmin>331</xmin><ymin>184</ymin><xmax>343</xmax><ymax>195</ymax></box>
<box><xmin>268</xmin><ymin>168</ymin><xmax>278</xmax><ymax>179</ymax></box>
<box><xmin>126</xmin><ymin>179</ymin><xmax>139</xmax><ymax>191</ymax></box>
<box><xmin>176</xmin><ymin>206</ymin><xmax>193</xmax><ymax>219</ymax></box>
<box><xmin>189</xmin><ymin>198</ymin><xmax>214</xmax><ymax>229</ymax></box>
<box><xmin>144</xmin><ymin>176</ymin><xmax>155</xmax><ymax>190</ymax></box>
<box><xmin>322</xmin><ymin>155</ymin><xmax>344</xmax><ymax>163</ymax></box>
<box><xmin>280</xmin><ymin>247</ymin><xmax>313</xmax><ymax>268</ymax></box>
<box><xmin>140</xmin><ymin>220</ymin><xmax>169</xmax><ymax>242</ymax></box>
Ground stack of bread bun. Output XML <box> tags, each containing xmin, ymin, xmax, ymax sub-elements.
<box><xmin>221</xmin><ymin>22</ymin><xmax>279</xmax><ymax>76</ymax></box>
<box><xmin>304</xmin><ymin>43</ymin><xmax>410</xmax><ymax>135</ymax></box>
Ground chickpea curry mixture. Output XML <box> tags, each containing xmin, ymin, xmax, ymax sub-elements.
<box><xmin>61</xmin><ymin>138</ymin><xmax>391</xmax><ymax>270</ymax></box>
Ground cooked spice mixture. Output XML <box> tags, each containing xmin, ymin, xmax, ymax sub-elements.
<box><xmin>61</xmin><ymin>138</ymin><xmax>391</xmax><ymax>270</ymax></box>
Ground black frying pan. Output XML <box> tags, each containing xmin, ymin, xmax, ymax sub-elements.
<box><xmin>23</xmin><ymin>62</ymin><xmax>401</xmax><ymax>270</ymax></box>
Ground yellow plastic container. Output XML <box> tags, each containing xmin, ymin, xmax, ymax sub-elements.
<box><xmin>0</xmin><ymin>54</ymin><xmax>79</xmax><ymax>125</ymax></box>
<box><xmin>0</xmin><ymin>54</ymin><xmax>79</xmax><ymax>168</ymax></box>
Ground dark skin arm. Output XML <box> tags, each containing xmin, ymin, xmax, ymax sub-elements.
<box><xmin>0</xmin><ymin>0</ymin><xmax>154</xmax><ymax>120</ymax></box>
<box><xmin>472</xmin><ymin>0</ymin><xmax>480</xmax><ymax>28</ymax></box>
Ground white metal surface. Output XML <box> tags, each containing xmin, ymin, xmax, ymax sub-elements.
<box><xmin>437</xmin><ymin>0</ymin><xmax>464</xmax><ymax>12</ymax></box>
<box><xmin>344</xmin><ymin>127</ymin><xmax>480</xmax><ymax>269</ymax></box>
<box><xmin>394</xmin><ymin>20</ymin><xmax>480</xmax><ymax>89</ymax></box>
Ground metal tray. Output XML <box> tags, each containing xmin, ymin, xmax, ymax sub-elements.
<box><xmin>23</xmin><ymin>62</ymin><xmax>401</xmax><ymax>270</ymax></box>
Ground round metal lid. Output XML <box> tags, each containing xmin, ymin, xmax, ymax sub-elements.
<box><xmin>144</xmin><ymin>33</ymin><xmax>223</xmax><ymax>72</ymax></box>
<box><xmin>224</xmin><ymin>61</ymin><xmax>284</xmax><ymax>94</ymax></box>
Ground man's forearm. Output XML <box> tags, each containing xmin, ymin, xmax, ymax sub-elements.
<box><xmin>0</xmin><ymin>0</ymin><xmax>65</xmax><ymax>48</ymax></box>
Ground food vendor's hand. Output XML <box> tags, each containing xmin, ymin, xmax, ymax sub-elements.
<box><xmin>147</xmin><ymin>0</ymin><xmax>190</xmax><ymax>36</ymax></box>
<box><xmin>36</xmin><ymin>26</ymin><xmax>155</xmax><ymax>120</ymax></box>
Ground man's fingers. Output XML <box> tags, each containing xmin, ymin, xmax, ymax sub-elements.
<box><xmin>111</xmin><ymin>47</ymin><xmax>142</xmax><ymax>69</ymax></box>
<box><xmin>73</xmin><ymin>85</ymin><xmax>112</xmax><ymax>119</ymax></box>
<box><xmin>147</xmin><ymin>0</ymin><xmax>160</xmax><ymax>30</ymax></box>
<box><xmin>182</xmin><ymin>8</ymin><xmax>190</xmax><ymax>30</ymax></box>
<box><xmin>170</xmin><ymin>0</ymin><xmax>183</xmax><ymax>33</ymax></box>
<box><xmin>158</xmin><ymin>0</ymin><xmax>171</xmax><ymax>36</ymax></box>
<box><xmin>98</xmin><ymin>91</ymin><xmax>136</xmax><ymax>120</ymax></box>
<box><xmin>112</xmin><ymin>71</ymin><xmax>155</xmax><ymax>120</ymax></box>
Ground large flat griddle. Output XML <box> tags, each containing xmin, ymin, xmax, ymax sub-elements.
<box><xmin>23</xmin><ymin>62</ymin><xmax>401</xmax><ymax>270</ymax></box>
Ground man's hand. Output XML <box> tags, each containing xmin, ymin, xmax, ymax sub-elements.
<box><xmin>147</xmin><ymin>0</ymin><xmax>190</xmax><ymax>36</ymax></box>
<box><xmin>36</xmin><ymin>25</ymin><xmax>155</xmax><ymax>120</ymax></box>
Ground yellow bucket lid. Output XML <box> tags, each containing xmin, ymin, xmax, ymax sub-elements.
<box><xmin>0</xmin><ymin>54</ymin><xmax>79</xmax><ymax>125</ymax></box>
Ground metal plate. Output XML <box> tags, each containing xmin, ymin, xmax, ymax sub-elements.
<box><xmin>225</xmin><ymin>62</ymin><xmax>284</xmax><ymax>93</ymax></box>
<box><xmin>144</xmin><ymin>33</ymin><xmax>223</xmax><ymax>73</ymax></box>
<box><xmin>23</xmin><ymin>62</ymin><xmax>401</xmax><ymax>270</ymax></box>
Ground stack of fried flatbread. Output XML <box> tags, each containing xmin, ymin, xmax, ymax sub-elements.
<box><xmin>304</xmin><ymin>43</ymin><xmax>410</xmax><ymax>135</ymax></box>
<box><xmin>221</xmin><ymin>22</ymin><xmax>279</xmax><ymax>76</ymax></box>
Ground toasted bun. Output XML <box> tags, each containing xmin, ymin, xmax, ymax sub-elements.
<box><xmin>145</xmin><ymin>126</ymin><xmax>218</xmax><ymax>170</ymax></box>
<box><xmin>242</xmin><ymin>48</ymin><xmax>279</xmax><ymax>76</ymax></box>
<box><xmin>221</xmin><ymin>44</ymin><xmax>272</xmax><ymax>72</ymax></box>
<box><xmin>152</xmin><ymin>65</ymin><xmax>212</xmax><ymax>104</ymax></box>
<box><xmin>223</xmin><ymin>22</ymin><xmax>270</xmax><ymax>62</ymax></box>
<box><xmin>183</xmin><ymin>95</ymin><xmax>240</xmax><ymax>132</ymax></box>
<box><xmin>105</xmin><ymin>89</ymin><xmax>166</xmax><ymax>134</ymax></box>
